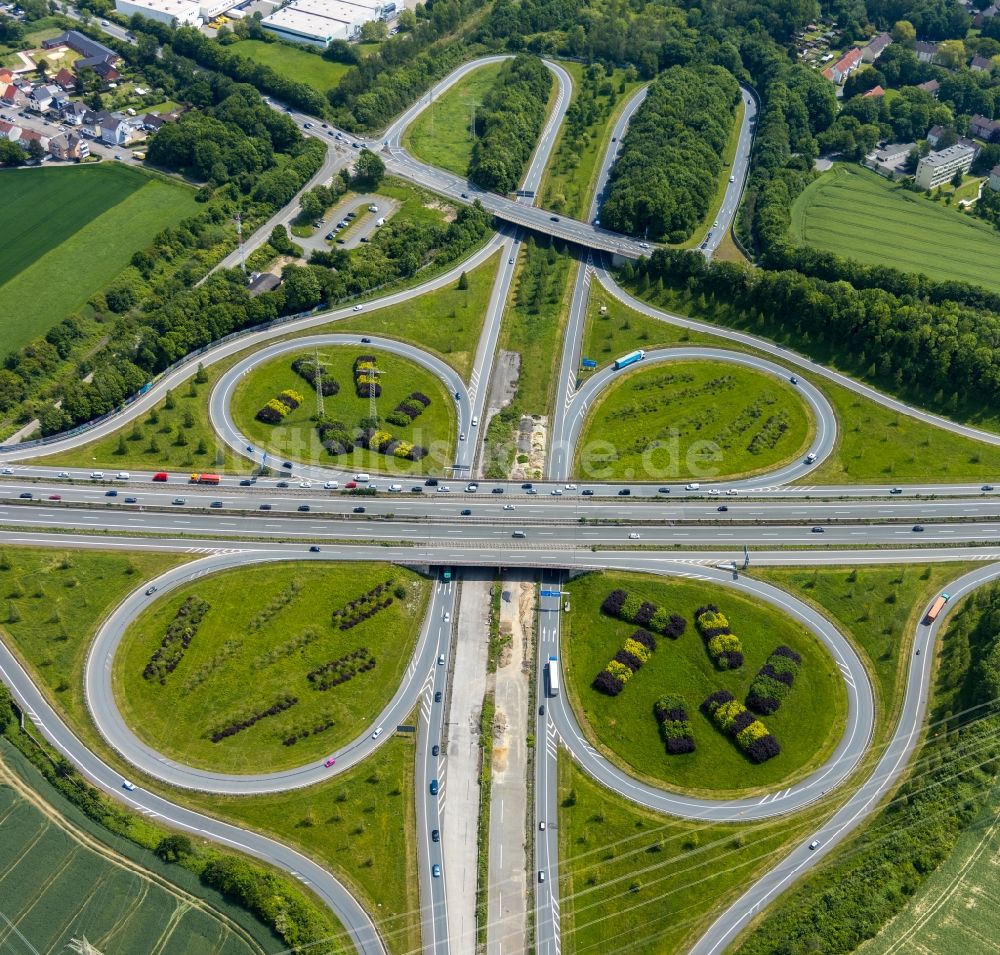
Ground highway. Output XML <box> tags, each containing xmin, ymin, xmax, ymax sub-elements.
<box><xmin>5</xmin><ymin>38</ymin><xmax>1000</xmax><ymax>955</ymax></box>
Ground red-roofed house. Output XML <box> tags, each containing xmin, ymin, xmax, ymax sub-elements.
<box><xmin>822</xmin><ymin>48</ymin><xmax>863</xmax><ymax>84</ymax></box>
<box><xmin>863</xmin><ymin>85</ymin><xmax>886</xmax><ymax>98</ymax></box>
<box><xmin>54</xmin><ymin>67</ymin><xmax>75</xmax><ymax>91</ymax></box>
<box><xmin>917</xmin><ymin>79</ymin><xmax>941</xmax><ymax>97</ymax></box>
<box><xmin>1</xmin><ymin>84</ymin><xmax>25</xmax><ymax>108</ymax></box>
<box><xmin>0</xmin><ymin>68</ymin><xmax>13</xmax><ymax>86</ymax></box>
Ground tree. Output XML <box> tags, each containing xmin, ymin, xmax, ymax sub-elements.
<box><xmin>115</xmin><ymin>434</ymin><xmax>127</xmax><ymax>455</ymax></box>
<box><xmin>0</xmin><ymin>140</ymin><xmax>26</xmax><ymax>166</ymax></box>
<box><xmin>360</xmin><ymin>19</ymin><xmax>387</xmax><ymax>41</ymax></box>
<box><xmin>938</xmin><ymin>39</ymin><xmax>966</xmax><ymax>70</ymax></box>
<box><xmin>268</xmin><ymin>224</ymin><xmax>294</xmax><ymax>255</ymax></box>
<box><xmin>25</xmin><ymin>139</ymin><xmax>45</xmax><ymax>162</ymax></box>
<box><xmin>951</xmin><ymin>168</ymin><xmax>965</xmax><ymax>188</ymax></box>
<box><xmin>457</xmin><ymin>271</ymin><xmax>469</xmax><ymax>290</ymax></box>
<box><xmin>892</xmin><ymin>20</ymin><xmax>916</xmax><ymax>47</ymax></box>
<box><xmin>353</xmin><ymin>148</ymin><xmax>385</xmax><ymax>189</ymax></box>
<box><xmin>155</xmin><ymin>834</ymin><xmax>194</xmax><ymax>863</ymax></box>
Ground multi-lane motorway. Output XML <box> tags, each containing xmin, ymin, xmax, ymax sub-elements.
<box><xmin>3</xmin><ymin>39</ymin><xmax>1000</xmax><ymax>955</ymax></box>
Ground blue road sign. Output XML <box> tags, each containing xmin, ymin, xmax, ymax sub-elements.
<box><xmin>581</xmin><ymin>358</ymin><xmax>597</xmax><ymax>369</ymax></box>
<box><xmin>540</xmin><ymin>589</ymin><xmax>562</xmax><ymax>597</ymax></box>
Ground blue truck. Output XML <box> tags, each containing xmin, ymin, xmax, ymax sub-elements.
<box><xmin>613</xmin><ymin>349</ymin><xmax>645</xmax><ymax>370</ymax></box>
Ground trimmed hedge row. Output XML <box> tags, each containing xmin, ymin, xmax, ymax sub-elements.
<box><xmin>292</xmin><ymin>357</ymin><xmax>340</xmax><ymax>397</ymax></box>
<box><xmin>210</xmin><ymin>694</ymin><xmax>297</xmax><ymax>743</ymax></box>
<box><xmin>353</xmin><ymin>355</ymin><xmax>382</xmax><ymax>399</ymax></box>
<box><xmin>702</xmin><ymin>689</ymin><xmax>781</xmax><ymax>764</ymax></box>
<box><xmin>307</xmin><ymin>647</ymin><xmax>375</xmax><ymax>691</ymax></box>
<box><xmin>281</xmin><ymin>715</ymin><xmax>335</xmax><ymax>747</ymax></box>
<box><xmin>695</xmin><ymin>604</ymin><xmax>745</xmax><ymax>670</ymax></box>
<box><xmin>331</xmin><ymin>578</ymin><xmax>397</xmax><ymax>629</ymax></box>
<box><xmin>654</xmin><ymin>694</ymin><xmax>696</xmax><ymax>755</ymax></box>
<box><xmin>142</xmin><ymin>596</ymin><xmax>210</xmax><ymax>684</ymax></box>
<box><xmin>356</xmin><ymin>427</ymin><xmax>428</xmax><ymax>461</ymax></box>
<box><xmin>386</xmin><ymin>390</ymin><xmax>432</xmax><ymax>428</ymax></box>
<box><xmin>593</xmin><ymin>628</ymin><xmax>657</xmax><ymax>696</ymax></box>
<box><xmin>747</xmin><ymin>645</ymin><xmax>802</xmax><ymax>716</ymax></box>
<box><xmin>255</xmin><ymin>388</ymin><xmax>305</xmax><ymax>424</ymax></box>
<box><xmin>601</xmin><ymin>589</ymin><xmax>687</xmax><ymax>638</ymax></box>
<box><xmin>317</xmin><ymin>419</ymin><xmax>355</xmax><ymax>456</ymax></box>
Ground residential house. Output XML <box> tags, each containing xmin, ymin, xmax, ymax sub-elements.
<box><xmin>248</xmin><ymin>272</ymin><xmax>281</xmax><ymax>296</ymax></box>
<box><xmin>971</xmin><ymin>54</ymin><xmax>994</xmax><ymax>73</ymax></box>
<box><xmin>821</xmin><ymin>48</ymin><xmax>863</xmax><ymax>84</ymax></box>
<box><xmin>53</xmin><ymin>67</ymin><xmax>76</xmax><ymax>91</ymax></box>
<box><xmin>0</xmin><ymin>68</ymin><xmax>13</xmax><ymax>86</ymax></box>
<box><xmin>0</xmin><ymin>83</ymin><xmax>26</xmax><ymax>109</ymax></box>
<box><xmin>861</xmin><ymin>33</ymin><xmax>892</xmax><ymax>63</ymax></box>
<box><xmin>0</xmin><ymin>118</ymin><xmax>22</xmax><ymax>143</ymax></box>
<box><xmin>863</xmin><ymin>85</ymin><xmax>886</xmax><ymax>98</ymax></box>
<box><xmin>969</xmin><ymin>114</ymin><xmax>1000</xmax><ymax>141</ymax></box>
<box><xmin>80</xmin><ymin>58</ymin><xmax>121</xmax><ymax>84</ymax></box>
<box><xmin>61</xmin><ymin>101</ymin><xmax>88</xmax><ymax>126</ymax></box>
<box><xmin>915</xmin><ymin>143</ymin><xmax>975</xmax><ymax>189</ymax></box>
<box><xmin>974</xmin><ymin>4</ymin><xmax>998</xmax><ymax>27</ymax></box>
<box><xmin>917</xmin><ymin>78</ymin><xmax>941</xmax><ymax>97</ymax></box>
<box><xmin>16</xmin><ymin>127</ymin><xmax>50</xmax><ymax>154</ymax></box>
<box><xmin>989</xmin><ymin>164</ymin><xmax>1000</xmax><ymax>192</ymax></box>
<box><xmin>142</xmin><ymin>112</ymin><xmax>167</xmax><ymax>131</ymax></box>
<box><xmin>26</xmin><ymin>85</ymin><xmax>53</xmax><ymax>113</ymax></box>
<box><xmin>48</xmin><ymin>131</ymin><xmax>89</xmax><ymax>161</ymax></box>
<box><xmin>99</xmin><ymin>112</ymin><xmax>132</xmax><ymax>146</ymax></box>
<box><xmin>915</xmin><ymin>40</ymin><xmax>940</xmax><ymax>63</ymax></box>
<box><xmin>926</xmin><ymin>124</ymin><xmax>946</xmax><ymax>147</ymax></box>
<box><xmin>864</xmin><ymin>141</ymin><xmax>915</xmax><ymax>179</ymax></box>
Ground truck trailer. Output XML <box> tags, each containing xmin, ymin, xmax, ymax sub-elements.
<box><xmin>613</xmin><ymin>349</ymin><xmax>645</xmax><ymax>370</ymax></box>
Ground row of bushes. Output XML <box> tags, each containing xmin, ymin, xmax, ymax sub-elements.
<box><xmin>356</xmin><ymin>427</ymin><xmax>429</xmax><ymax>461</ymax></box>
<box><xmin>385</xmin><ymin>390</ymin><xmax>431</xmax><ymax>428</ymax></box>
<box><xmin>281</xmin><ymin>716</ymin><xmax>335</xmax><ymax>747</ymax></box>
<box><xmin>695</xmin><ymin>604</ymin><xmax>745</xmax><ymax>670</ymax></box>
<box><xmin>291</xmin><ymin>357</ymin><xmax>339</xmax><ymax>397</ymax></box>
<box><xmin>332</xmin><ymin>579</ymin><xmax>396</xmax><ymax>628</ymax></box>
<box><xmin>210</xmin><ymin>694</ymin><xmax>297</xmax><ymax>743</ymax></box>
<box><xmin>353</xmin><ymin>355</ymin><xmax>381</xmax><ymax>399</ymax></box>
<box><xmin>654</xmin><ymin>694</ymin><xmax>696</xmax><ymax>755</ymax></box>
<box><xmin>702</xmin><ymin>689</ymin><xmax>781</xmax><ymax>764</ymax></box>
<box><xmin>255</xmin><ymin>388</ymin><xmax>305</xmax><ymax>424</ymax></box>
<box><xmin>307</xmin><ymin>647</ymin><xmax>375</xmax><ymax>691</ymax></box>
<box><xmin>142</xmin><ymin>596</ymin><xmax>210</xmax><ymax>684</ymax></box>
<box><xmin>747</xmin><ymin>645</ymin><xmax>802</xmax><ymax>716</ymax></box>
<box><xmin>593</xmin><ymin>628</ymin><xmax>657</xmax><ymax>696</ymax></box>
<box><xmin>248</xmin><ymin>579</ymin><xmax>302</xmax><ymax>632</ymax></box>
<box><xmin>317</xmin><ymin>419</ymin><xmax>356</xmax><ymax>456</ymax></box>
<box><xmin>601</xmin><ymin>589</ymin><xmax>687</xmax><ymax>638</ymax></box>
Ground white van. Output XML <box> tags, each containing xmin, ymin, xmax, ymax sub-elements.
<box><xmin>388</xmin><ymin>483</ymin><xmax>402</xmax><ymax>492</ymax></box>
<box><xmin>90</xmin><ymin>471</ymin><xmax>104</xmax><ymax>479</ymax></box>
<box><xmin>685</xmin><ymin>483</ymin><xmax>700</xmax><ymax>491</ymax></box>
<box><xmin>375</xmin><ymin>217</ymin><xmax>385</xmax><ymax>227</ymax></box>
<box><xmin>471</xmin><ymin>416</ymin><xmax>479</xmax><ymax>427</ymax></box>
<box><xmin>368</xmin><ymin>204</ymin><xmax>379</xmax><ymax>213</ymax></box>
<box><xmin>805</xmin><ymin>452</ymin><xmax>817</xmax><ymax>463</ymax></box>
<box><xmin>354</xmin><ymin>473</ymin><xmax>370</xmax><ymax>482</ymax></box>
<box><xmin>116</xmin><ymin>471</ymin><xmax>130</xmax><ymax>480</ymax></box>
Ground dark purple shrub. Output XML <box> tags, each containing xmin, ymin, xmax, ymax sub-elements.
<box><xmin>631</xmin><ymin>629</ymin><xmax>657</xmax><ymax>651</ymax></box>
<box><xmin>634</xmin><ymin>601</ymin><xmax>657</xmax><ymax>626</ymax></box>
<box><xmin>593</xmin><ymin>670</ymin><xmax>624</xmax><ymax>696</ymax></box>
<box><xmin>601</xmin><ymin>589</ymin><xmax>629</xmax><ymax>616</ymax></box>
<box><xmin>614</xmin><ymin>648</ymin><xmax>643</xmax><ymax>672</ymax></box>
<box><xmin>666</xmin><ymin>736</ymin><xmax>696</xmax><ymax>755</ymax></box>
<box><xmin>746</xmin><ymin>735</ymin><xmax>782</xmax><ymax>763</ymax></box>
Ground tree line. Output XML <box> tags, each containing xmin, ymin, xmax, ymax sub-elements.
<box><xmin>468</xmin><ymin>53</ymin><xmax>553</xmax><ymax>193</ymax></box>
<box><xmin>600</xmin><ymin>64</ymin><xmax>740</xmax><ymax>242</ymax></box>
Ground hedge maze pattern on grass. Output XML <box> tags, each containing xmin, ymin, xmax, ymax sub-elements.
<box><xmin>702</xmin><ymin>689</ymin><xmax>781</xmax><ymax>763</ymax></box>
<box><xmin>695</xmin><ymin>604</ymin><xmax>745</xmax><ymax>670</ymax></box>
<box><xmin>654</xmin><ymin>694</ymin><xmax>696</xmax><ymax>755</ymax></box>
<box><xmin>746</xmin><ymin>646</ymin><xmax>802</xmax><ymax>716</ymax></box>
<box><xmin>594</xmin><ymin>628</ymin><xmax>658</xmax><ymax>696</ymax></box>
<box><xmin>142</xmin><ymin>596</ymin><xmax>210</xmax><ymax>684</ymax></box>
<box><xmin>255</xmin><ymin>388</ymin><xmax>305</xmax><ymax>424</ymax></box>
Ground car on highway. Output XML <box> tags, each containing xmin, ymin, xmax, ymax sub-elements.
<box><xmin>434</xmin><ymin>690</ymin><xmax>442</xmax><ymax>702</ymax></box>
<box><xmin>618</xmin><ymin>488</ymin><xmax>630</xmax><ymax>496</ymax></box>
<box><xmin>210</xmin><ymin>500</ymin><xmax>224</xmax><ymax>508</ymax></box>
<box><xmin>260</xmin><ymin>503</ymin><xmax>272</xmax><ymax>510</ymax></box>
<box><xmin>582</xmin><ymin>489</ymin><xmax>594</xmax><ymax>495</ymax></box>
<box><xmin>310</xmin><ymin>545</ymin><xmax>321</xmax><ymax>552</ymax></box>
<box><xmin>426</xmin><ymin>478</ymin><xmax>439</xmax><ymax>486</ymax></box>
<box><xmin>466</xmin><ymin>482</ymin><xmax>478</xmax><ymax>492</ymax></box>
<box><xmin>461</xmin><ymin>508</ymin><xmax>472</xmax><ymax>515</ymax></box>
<box><xmin>145</xmin><ymin>586</ymin><xmax>157</xmax><ymax>595</ymax></box>
<box><xmin>324</xmin><ymin>481</ymin><xmax>339</xmax><ymax>489</ymax></box>
<box><xmin>890</xmin><ymin>487</ymin><xmax>903</xmax><ymax>495</ymax></box>
<box><xmin>0</xmin><ymin>467</ymin><xmax>11</xmax><ymax>474</ymax></box>
<box><xmin>808</xmin><ymin>840</ymin><xmax>820</xmax><ymax>850</ymax></box>
<box><xmin>372</xmin><ymin>727</ymin><xmax>384</xmax><ymax>740</ymax></box>
<box><xmin>444</xmin><ymin>612</ymin><xmax>450</xmax><ymax>622</ymax></box>
<box><xmin>729</xmin><ymin>174</ymin><xmax>736</xmax><ymax>182</ymax></box>
<box><xmin>125</xmin><ymin>497</ymin><xmax>137</xmax><ymax>503</ymax></box>
<box><xmin>565</xmin><ymin>483</ymin><xmax>577</xmax><ymax>490</ymax></box>
<box><xmin>509</xmin><ymin>257</ymin><xmax>514</xmax><ymax>264</ymax></box>
<box><xmin>438</xmin><ymin>654</ymin><xmax>445</xmax><ymax>665</ymax></box>
<box><xmin>805</xmin><ymin>452</ymin><xmax>817</xmax><ymax>463</ymax></box>
<box><xmin>538</xmin><ymin>871</ymin><xmax>546</xmax><ymax>883</ymax></box>
<box><xmin>503</xmin><ymin>503</ymin><xmax>515</xmax><ymax>510</ymax></box>
<box><xmin>47</xmin><ymin>494</ymin><xmax>61</xmax><ymax>500</ymax></box>
<box><xmin>790</xmin><ymin>376</ymin><xmax>798</xmax><ymax>385</ymax></box>
<box><xmin>172</xmin><ymin>498</ymin><xmax>185</xmax><ymax>505</ymax></box>
<box><xmin>283</xmin><ymin>461</ymin><xmax>293</xmax><ymax>469</ymax></box>
<box><xmin>299</xmin><ymin>481</ymin><xmax>312</xmax><ymax>488</ymax></box>
<box><xmin>432</xmin><ymin>744</ymin><xmax>440</xmax><ymax>756</ymax></box>
<box><xmin>411</xmin><ymin>486</ymin><xmax>424</xmax><ymax>493</ymax></box>
<box><xmin>550</xmin><ymin>216</ymin><xmax>560</xmax><ymax>222</ymax></box>
<box><xmin>492</xmin><ymin>487</ymin><xmax>504</xmax><ymax>494</ymax></box>
<box><xmin>913</xmin><ymin>524</ymin><xmax>925</xmax><ymax>532</ymax></box>
<box><xmin>811</xmin><ymin>526</ymin><xmax>825</xmax><ymax>533</ymax></box>
<box><xmin>277</xmin><ymin>481</ymin><xmax>290</xmax><ymax>488</ymax></box>
<box><xmin>522</xmin><ymin>483</ymin><xmax>533</xmax><ymax>489</ymax></box>
<box><xmin>460</xmin><ymin>432</ymin><xmax>466</xmax><ymax>441</ymax></box>
<box><xmin>526</xmin><ymin>487</ymin><xmax>538</xmax><ymax>494</ymax></box>
<box><xmin>539</xmin><ymin>821</ymin><xmax>546</xmax><ymax>831</ymax></box>
<box><xmin>57</xmin><ymin>471</ymin><xmax>70</xmax><ymax>478</ymax></box>
<box><xmin>726</xmin><ymin>489</ymin><xmax>739</xmax><ymax>495</ymax></box>
<box><xmin>551</xmin><ymin>488</ymin><xmax>562</xmax><ymax>496</ymax></box>
<box><xmin>240</xmin><ymin>479</ymin><xmax>252</xmax><ymax>486</ymax></box>
<box><xmin>685</xmin><ymin>483</ymin><xmax>700</xmax><ymax>491</ymax></box>
<box><xmin>437</xmin><ymin>485</ymin><xmax>451</xmax><ymax>493</ymax></box>
<box><xmin>639</xmin><ymin>241</ymin><xmax>649</xmax><ymax>249</ymax></box>
<box><xmin>432</xmin><ymin>829</ymin><xmax>440</xmax><ymax>842</ymax></box>
<box><xmin>298</xmin><ymin>504</ymin><xmax>311</xmax><ymax>512</ymax></box>
<box><xmin>353</xmin><ymin>505</ymin><xmax>366</xmax><ymax>513</ymax></box>
<box><xmin>708</xmin><ymin>488</ymin><xmax>720</xmax><ymax>495</ymax></box>
<box><xmin>324</xmin><ymin>756</ymin><xmax>337</xmax><ymax>767</ymax></box>
<box><xmin>344</xmin><ymin>481</ymin><xmax>357</xmax><ymax>489</ymax></box>
<box><xmin>122</xmin><ymin>781</ymin><xmax>136</xmax><ymax>791</ymax></box>
<box><xmin>106</xmin><ymin>489</ymin><xmax>118</xmax><ymax>497</ymax></box>
<box><xmin>657</xmin><ymin>487</ymin><xmax>671</xmax><ymax>494</ymax></box>
<box><xmin>432</xmin><ymin>864</ymin><xmax>441</xmax><ymax>878</ymax></box>
<box><xmin>628</xmin><ymin>532</ymin><xmax>640</xmax><ymax>539</ymax></box>
<box><xmin>512</xmin><ymin>530</ymin><xmax>526</xmax><ymax>538</ymax></box>
<box><xmin>353</xmin><ymin>304</ymin><xmax>363</xmax><ymax>311</ymax></box>
<box><xmin>538</xmin><ymin>705</ymin><xmax>545</xmax><ymax>715</ymax></box>
<box><xmin>429</xmin><ymin>778</ymin><xmax>439</xmax><ymax>795</ymax></box>
<box><xmin>983</xmin><ymin>484</ymin><xmax>995</xmax><ymax>491</ymax></box>
<box><xmin>718</xmin><ymin>505</ymin><xmax>728</xmax><ymax>512</ymax></box>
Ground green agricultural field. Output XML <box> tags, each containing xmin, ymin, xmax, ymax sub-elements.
<box><xmin>182</xmin><ymin>733</ymin><xmax>421</xmax><ymax>955</ymax></box>
<box><xmin>403</xmin><ymin>61</ymin><xmax>504</xmax><ymax>176</ymax></box>
<box><xmin>0</xmin><ymin>751</ymin><xmax>270</xmax><ymax>955</ymax></box>
<box><xmin>0</xmin><ymin>165</ymin><xmax>197</xmax><ymax>353</ymax></box>
<box><xmin>789</xmin><ymin>164</ymin><xmax>1000</xmax><ymax>292</ymax></box>
<box><xmin>588</xmin><ymin>284</ymin><xmax>1000</xmax><ymax>482</ymax></box>
<box><xmin>0</xmin><ymin>547</ymin><xmax>187</xmax><ymax>735</ymax></box>
<box><xmin>860</xmin><ymin>779</ymin><xmax>1000</xmax><ymax>955</ymax></box>
<box><xmin>573</xmin><ymin>359</ymin><xmax>813</xmax><ymax>482</ymax></box>
<box><xmin>114</xmin><ymin>562</ymin><xmax>430</xmax><ymax>773</ymax></box>
<box><xmin>539</xmin><ymin>64</ymin><xmax>643</xmax><ymax>220</ymax></box>
<box><xmin>557</xmin><ymin>756</ymin><xmax>831</xmax><ymax>955</ymax></box>
<box><xmin>231</xmin><ymin>346</ymin><xmax>456</xmax><ymax>474</ymax></box>
<box><xmin>229</xmin><ymin>39</ymin><xmax>350</xmax><ymax>91</ymax></box>
<box><xmin>563</xmin><ymin>571</ymin><xmax>847</xmax><ymax>796</ymax></box>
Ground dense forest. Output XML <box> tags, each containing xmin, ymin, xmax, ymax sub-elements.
<box><xmin>468</xmin><ymin>54</ymin><xmax>553</xmax><ymax>193</ymax></box>
<box><xmin>600</xmin><ymin>65</ymin><xmax>740</xmax><ymax>241</ymax></box>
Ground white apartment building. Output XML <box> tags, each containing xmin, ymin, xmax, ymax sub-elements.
<box><xmin>914</xmin><ymin>143</ymin><xmax>975</xmax><ymax>189</ymax></box>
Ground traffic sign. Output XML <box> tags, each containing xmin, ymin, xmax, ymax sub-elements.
<box><xmin>581</xmin><ymin>358</ymin><xmax>597</xmax><ymax>369</ymax></box>
<box><xmin>540</xmin><ymin>589</ymin><xmax>561</xmax><ymax>597</ymax></box>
